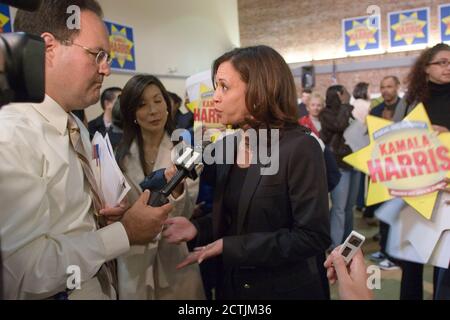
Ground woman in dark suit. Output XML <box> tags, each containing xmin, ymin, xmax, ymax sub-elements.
<box><xmin>163</xmin><ymin>45</ymin><xmax>331</xmax><ymax>300</ymax></box>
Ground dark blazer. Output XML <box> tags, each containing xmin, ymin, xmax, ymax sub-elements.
<box><xmin>88</xmin><ymin>113</ymin><xmax>123</xmax><ymax>150</ymax></box>
<box><xmin>88</xmin><ymin>114</ymin><xmax>107</xmax><ymax>137</ymax></box>
<box><xmin>194</xmin><ymin>126</ymin><xmax>330</xmax><ymax>300</ymax></box>
<box><xmin>319</xmin><ymin>104</ymin><xmax>353</xmax><ymax>170</ymax></box>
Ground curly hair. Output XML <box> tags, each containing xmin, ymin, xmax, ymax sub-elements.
<box><xmin>405</xmin><ymin>43</ymin><xmax>450</xmax><ymax>105</ymax></box>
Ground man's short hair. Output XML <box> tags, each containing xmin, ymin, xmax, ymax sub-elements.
<box><xmin>14</xmin><ymin>0</ymin><xmax>103</xmax><ymax>41</ymax></box>
<box><xmin>101</xmin><ymin>87</ymin><xmax>122</xmax><ymax>110</ymax></box>
<box><xmin>381</xmin><ymin>75</ymin><xmax>400</xmax><ymax>86</ymax></box>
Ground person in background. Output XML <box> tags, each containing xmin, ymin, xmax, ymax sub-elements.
<box><xmin>365</xmin><ymin>76</ymin><xmax>402</xmax><ymax>270</ymax></box>
<box><xmin>88</xmin><ymin>87</ymin><xmax>122</xmax><ymax>147</ymax></box>
<box><xmin>370</xmin><ymin>76</ymin><xmax>401</xmax><ymax>119</ymax></box>
<box><xmin>163</xmin><ymin>45</ymin><xmax>330</xmax><ymax>300</ymax></box>
<box><xmin>168</xmin><ymin>91</ymin><xmax>194</xmax><ymax>130</ymax></box>
<box><xmin>393</xmin><ymin>43</ymin><xmax>450</xmax><ymax>300</ymax></box>
<box><xmin>351</xmin><ymin>82</ymin><xmax>371</xmax><ymax>226</ymax></box>
<box><xmin>351</xmin><ymin>82</ymin><xmax>370</xmax><ymax>124</ymax></box>
<box><xmin>299</xmin><ymin>92</ymin><xmax>324</xmax><ymax>136</ymax></box>
<box><xmin>297</xmin><ymin>88</ymin><xmax>312</xmax><ymax>118</ymax></box>
<box><xmin>115</xmin><ymin>75</ymin><xmax>204</xmax><ymax>300</ymax></box>
<box><xmin>320</xmin><ymin>85</ymin><xmax>359</xmax><ymax>250</ymax></box>
<box><xmin>106</xmin><ymin>97</ymin><xmax>125</xmax><ymax>150</ymax></box>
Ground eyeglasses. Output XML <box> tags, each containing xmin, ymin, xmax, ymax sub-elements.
<box><xmin>428</xmin><ymin>60</ymin><xmax>450</xmax><ymax>68</ymax></box>
<box><xmin>62</xmin><ymin>40</ymin><xmax>112</xmax><ymax>66</ymax></box>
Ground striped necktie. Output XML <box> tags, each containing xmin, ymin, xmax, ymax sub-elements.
<box><xmin>67</xmin><ymin>114</ymin><xmax>118</xmax><ymax>298</ymax></box>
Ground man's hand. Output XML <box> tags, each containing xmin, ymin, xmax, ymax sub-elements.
<box><xmin>324</xmin><ymin>247</ymin><xmax>373</xmax><ymax>300</ymax></box>
<box><xmin>162</xmin><ymin>216</ymin><xmax>197</xmax><ymax>244</ymax></box>
<box><xmin>121</xmin><ymin>190</ymin><xmax>173</xmax><ymax>245</ymax></box>
<box><xmin>176</xmin><ymin>239</ymin><xmax>223</xmax><ymax>269</ymax></box>
<box><xmin>100</xmin><ymin>198</ymin><xmax>129</xmax><ymax>225</ymax></box>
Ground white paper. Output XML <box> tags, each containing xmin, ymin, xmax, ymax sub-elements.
<box><xmin>376</xmin><ymin>192</ymin><xmax>450</xmax><ymax>268</ymax></box>
<box><xmin>92</xmin><ymin>132</ymin><xmax>130</xmax><ymax>207</ymax></box>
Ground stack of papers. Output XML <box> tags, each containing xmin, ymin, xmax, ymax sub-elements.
<box><xmin>91</xmin><ymin>132</ymin><xmax>130</xmax><ymax>207</ymax></box>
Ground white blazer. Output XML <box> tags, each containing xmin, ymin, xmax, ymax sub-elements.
<box><xmin>117</xmin><ymin>134</ymin><xmax>205</xmax><ymax>299</ymax></box>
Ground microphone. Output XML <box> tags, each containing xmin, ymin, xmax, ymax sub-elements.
<box><xmin>140</xmin><ymin>144</ymin><xmax>204</xmax><ymax>207</ymax></box>
<box><xmin>0</xmin><ymin>0</ymin><xmax>42</xmax><ymax>11</ymax></box>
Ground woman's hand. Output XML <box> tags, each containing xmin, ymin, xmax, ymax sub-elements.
<box><xmin>162</xmin><ymin>216</ymin><xmax>197</xmax><ymax>244</ymax></box>
<box><xmin>324</xmin><ymin>246</ymin><xmax>373</xmax><ymax>300</ymax></box>
<box><xmin>164</xmin><ymin>165</ymin><xmax>184</xmax><ymax>199</ymax></box>
<box><xmin>176</xmin><ymin>239</ymin><xmax>223</xmax><ymax>269</ymax></box>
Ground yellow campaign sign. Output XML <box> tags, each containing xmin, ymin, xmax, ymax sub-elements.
<box><xmin>344</xmin><ymin>104</ymin><xmax>450</xmax><ymax>219</ymax></box>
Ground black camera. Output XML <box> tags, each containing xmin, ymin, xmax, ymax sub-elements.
<box><xmin>0</xmin><ymin>0</ymin><xmax>44</xmax><ymax>108</ymax></box>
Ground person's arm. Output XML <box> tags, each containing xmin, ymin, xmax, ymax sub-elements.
<box><xmin>324</xmin><ymin>247</ymin><xmax>373</xmax><ymax>300</ymax></box>
<box><xmin>174</xmin><ymin>135</ymin><xmax>331</xmax><ymax>269</ymax></box>
<box><xmin>0</xmin><ymin>134</ymin><xmax>171</xmax><ymax>299</ymax></box>
<box><xmin>0</xmin><ymin>138</ymin><xmax>129</xmax><ymax>299</ymax></box>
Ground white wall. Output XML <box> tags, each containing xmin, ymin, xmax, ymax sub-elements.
<box><xmin>85</xmin><ymin>0</ymin><xmax>240</xmax><ymax>121</ymax></box>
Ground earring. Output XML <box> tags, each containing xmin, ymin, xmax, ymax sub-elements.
<box><xmin>134</xmin><ymin>119</ymin><xmax>138</xmax><ymax>124</ymax></box>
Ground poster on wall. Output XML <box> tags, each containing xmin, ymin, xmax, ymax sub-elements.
<box><xmin>388</xmin><ymin>7</ymin><xmax>429</xmax><ymax>49</ymax></box>
<box><xmin>342</xmin><ymin>14</ymin><xmax>381</xmax><ymax>54</ymax></box>
<box><xmin>0</xmin><ymin>4</ymin><xmax>12</xmax><ymax>33</ymax></box>
<box><xmin>440</xmin><ymin>4</ymin><xmax>450</xmax><ymax>44</ymax></box>
<box><xmin>104</xmin><ymin>21</ymin><xmax>136</xmax><ymax>72</ymax></box>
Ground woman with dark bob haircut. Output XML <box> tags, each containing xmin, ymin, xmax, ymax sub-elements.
<box><xmin>115</xmin><ymin>75</ymin><xmax>205</xmax><ymax>300</ymax></box>
<box><xmin>163</xmin><ymin>45</ymin><xmax>331</xmax><ymax>300</ymax></box>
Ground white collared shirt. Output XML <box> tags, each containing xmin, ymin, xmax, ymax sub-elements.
<box><xmin>0</xmin><ymin>95</ymin><xmax>130</xmax><ymax>300</ymax></box>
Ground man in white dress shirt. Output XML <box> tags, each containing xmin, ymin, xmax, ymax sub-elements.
<box><xmin>0</xmin><ymin>0</ymin><xmax>172</xmax><ymax>299</ymax></box>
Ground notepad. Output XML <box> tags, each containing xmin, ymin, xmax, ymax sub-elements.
<box><xmin>92</xmin><ymin>132</ymin><xmax>130</xmax><ymax>207</ymax></box>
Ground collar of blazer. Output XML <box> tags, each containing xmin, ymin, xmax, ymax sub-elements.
<box><xmin>212</xmin><ymin>131</ymin><xmax>271</xmax><ymax>235</ymax></box>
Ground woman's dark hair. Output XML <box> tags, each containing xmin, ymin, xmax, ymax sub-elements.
<box><xmin>212</xmin><ymin>45</ymin><xmax>299</xmax><ymax>129</ymax></box>
<box><xmin>406</xmin><ymin>43</ymin><xmax>450</xmax><ymax>105</ymax></box>
<box><xmin>353</xmin><ymin>82</ymin><xmax>369</xmax><ymax>100</ymax></box>
<box><xmin>116</xmin><ymin>74</ymin><xmax>175</xmax><ymax>173</ymax></box>
<box><xmin>325</xmin><ymin>85</ymin><xmax>345</xmax><ymax>110</ymax></box>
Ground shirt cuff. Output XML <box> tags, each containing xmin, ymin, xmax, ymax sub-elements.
<box><xmin>96</xmin><ymin>222</ymin><xmax>130</xmax><ymax>261</ymax></box>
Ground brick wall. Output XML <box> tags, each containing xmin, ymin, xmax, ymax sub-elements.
<box><xmin>238</xmin><ymin>0</ymin><xmax>449</xmax><ymax>97</ymax></box>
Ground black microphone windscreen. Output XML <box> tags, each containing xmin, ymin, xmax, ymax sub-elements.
<box><xmin>0</xmin><ymin>0</ymin><xmax>42</xmax><ymax>11</ymax></box>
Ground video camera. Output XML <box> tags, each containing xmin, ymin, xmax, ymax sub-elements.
<box><xmin>0</xmin><ymin>0</ymin><xmax>44</xmax><ymax>108</ymax></box>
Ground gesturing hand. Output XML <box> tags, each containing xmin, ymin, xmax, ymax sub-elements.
<box><xmin>176</xmin><ymin>239</ymin><xmax>223</xmax><ymax>270</ymax></box>
<box><xmin>162</xmin><ymin>217</ymin><xmax>198</xmax><ymax>244</ymax></box>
